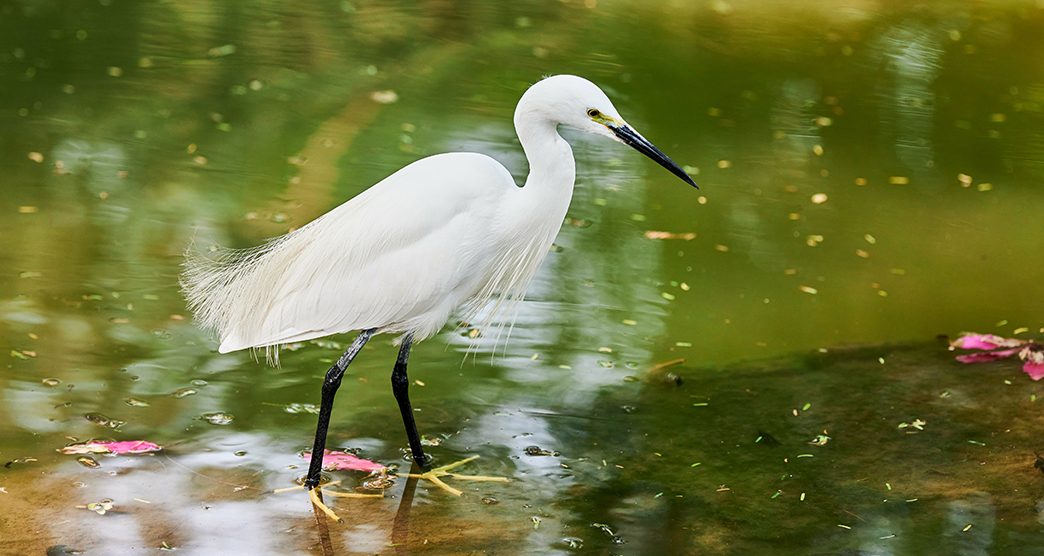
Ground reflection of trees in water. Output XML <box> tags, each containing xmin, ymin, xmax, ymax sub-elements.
<box><xmin>2</xmin><ymin>2</ymin><xmax>1044</xmax><ymax>552</ymax></box>
<box><xmin>870</xmin><ymin>22</ymin><xmax>944</xmax><ymax>179</ymax></box>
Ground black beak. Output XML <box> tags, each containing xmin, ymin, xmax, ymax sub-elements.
<box><xmin>611</xmin><ymin>125</ymin><xmax>698</xmax><ymax>189</ymax></box>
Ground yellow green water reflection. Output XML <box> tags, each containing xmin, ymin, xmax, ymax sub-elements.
<box><xmin>1</xmin><ymin>0</ymin><xmax>1043</xmax><ymax>553</ymax></box>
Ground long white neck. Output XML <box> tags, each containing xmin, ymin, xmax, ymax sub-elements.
<box><xmin>513</xmin><ymin>108</ymin><xmax>576</xmax><ymax>226</ymax></box>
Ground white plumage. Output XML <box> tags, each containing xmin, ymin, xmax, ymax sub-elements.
<box><xmin>182</xmin><ymin>75</ymin><xmax>695</xmax><ymax>359</ymax></box>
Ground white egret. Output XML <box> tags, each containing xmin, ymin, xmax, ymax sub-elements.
<box><xmin>182</xmin><ymin>74</ymin><xmax>697</xmax><ymax>493</ymax></box>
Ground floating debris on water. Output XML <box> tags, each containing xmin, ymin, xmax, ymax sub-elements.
<box><xmin>950</xmin><ymin>332</ymin><xmax>1044</xmax><ymax>380</ymax></box>
<box><xmin>524</xmin><ymin>445</ymin><xmax>559</xmax><ymax>457</ymax></box>
<box><xmin>590</xmin><ymin>523</ymin><xmax>625</xmax><ymax>545</ymax></box>
<box><xmin>284</xmin><ymin>403</ymin><xmax>319</xmax><ymax>414</ymax></box>
<box><xmin>304</xmin><ymin>449</ymin><xmax>386</xmax><ymax>472</ymax></box>
<box><xmin>897</xmin><ymin>418</ymin><xmax>926</xmax><ymax>432</ymax></box>
<box><xmin>370</xmin><ymin>90</ymin><xmax>399</xmax><ymax>104</ymax></box>
<box><xmin>171</xmin><ymin>387</ymin><xmax>197</xmax><ymax>398</ymax></box>
<box><xmin>560</xmin><ymin>537</ymin><xmax>583</xmax><ymax>549</ymax></box>
<box><xmin>363</xmin><ymin>474</ymin><xmax>395</xmax><ymax>489</ymax></box>
<box><xmin>84</xmin><ymin>413</ymin><xmax>125</xmax><ymax>430</ymax></box>
<box><xmin>41</xmin><ymin>378</ymin><xmax>61</xmax><ymax>387</ymax></box>
<box><xmin>76</xmin><ymin>456</ymin><xmax>100</xmax><ymax>468</ymax></box>
<box><xmin>809</xmin><ymin>434</ymin><xmax>830</xmax><ymax>446</ymax></box>
<box><xmin>646</xmin><ymin>358</ymin><xmax>684</xmax><ymax>386</ymax></box>
<box><xmin>61</xmin><ymin>440</ymin><xmax>161</xmax><ymax>455</ymax></box>
<box><xmin>123</xmin><ymin>397</ymin><xmax>150</xmax><ymax>407</ymax></box>
<box><xmin>200</xmin><ymin>412</ymin><xmax>234</xmax><ymax>425</ymax></box>
<box><xmin>643</xmin><ymin>231</ymin><xmax>697</xmax><ymax>240</ymax></box>
<box><xmin>80</xmin><ymin>498</ymin><xmax>114</xmax><ymax>515</ymax></box>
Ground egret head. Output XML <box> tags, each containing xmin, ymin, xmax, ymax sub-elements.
<box><xmin>518</xmin><ymin>75</ymin><xmax>698</xmax><ymax>188</ymax></box>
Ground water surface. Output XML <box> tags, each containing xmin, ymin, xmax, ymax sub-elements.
<box><xmin>1</xmin><ymin>1</ymin><xmax>1043</xmax><ymax>553</ymax></box>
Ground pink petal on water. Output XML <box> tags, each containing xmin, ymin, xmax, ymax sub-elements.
<box><xmin>304</xmin><ymin>450</ymin><xmax>386</xmax><ymax>473</ymax></box>
<box><xmin>1021</xmin><ymin>346</ymin><xmax>1044</xmax><ymax>381</ymax></box>
<box><xmin>98</xmin><ymin>440</ymin><xmax>162</xmax><ymax>454</ymax></box>
<box><xmin>955</xmin><ymin>348</ymin><xmax>1021</xmax><ymax>364</ymax></box>
<box><xmin>60</xmin><ymin>440</ymin><xmax>162</xmax><ymax>455</ymax></box>
<box><xmin>1023</xmin><ymin>362</ymin><xmax>1044</xmax><ymax>381</ymax></box>
<box><xmin>951</xmin><ymin>333</ymin><xmax>1022</xmax><ymax>350</ymax></box>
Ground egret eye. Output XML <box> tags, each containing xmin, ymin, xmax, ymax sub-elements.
<box><xmin>587</xmin><ymin>108</ymin><xmax>601</xmax><ymax>118</ymax></box>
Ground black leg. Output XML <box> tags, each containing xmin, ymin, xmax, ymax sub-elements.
<box><xmin>391</xmin><ymin>334</ymin><xmax>430</xmax><ymax>466</ymax></box>
<box><xmin>304</xmin><ymin>328</ymin><xmax>376</xmax><ymax>489</ymax></box>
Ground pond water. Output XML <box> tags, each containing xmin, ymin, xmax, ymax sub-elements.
<box><xmin>1</xmin><ymin>1</ymin><xmax>1043</xmax><ymax>554</ymax></box>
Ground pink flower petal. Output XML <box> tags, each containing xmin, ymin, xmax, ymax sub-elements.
<box><xmin>951</xmin><ymin>333</ymin><xmax>1024</xmax><ymax>351</ymax></box>
<box><xmin>304</xmin><ymin>449</ymin><xmax>386</xmax><ymax>473</ymax></box>
<box><xmin>98</xmin><ymin>440</ymin><xmax>162</xmax><ymax>454</ymax></box>
<box><xmin>1021</xmin><ymin>346</ymin><xmax>1044</xmax><ymax>381</ymax></box>
<box><xmin>1023</xmin><ymin>362</ymin><xmax>1044</xmax><ymax>381</ymax></box>
<box><xmin>955</xmin><ymin>348</ymin><xmax>1021</xmax><ymax>364</ymax></box>
<box><xmin>60</xmin><ymin>440</ymin><xmax>162</xmax><ymax>455</ymax></box>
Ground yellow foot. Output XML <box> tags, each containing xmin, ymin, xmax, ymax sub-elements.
<box><xmin>309</xmin><ymin>487</ymin><xmax>342</xmax><ymax>522</ymax></box>
<box><xmin>273</xmin><ymin>480</ymin><xmax>384</xmax><ymax>523</ymax></box>
<box><xmin>396</xmin><ymin>455</ymin><xmax>510</xmax><ymax>497</ymax></box>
